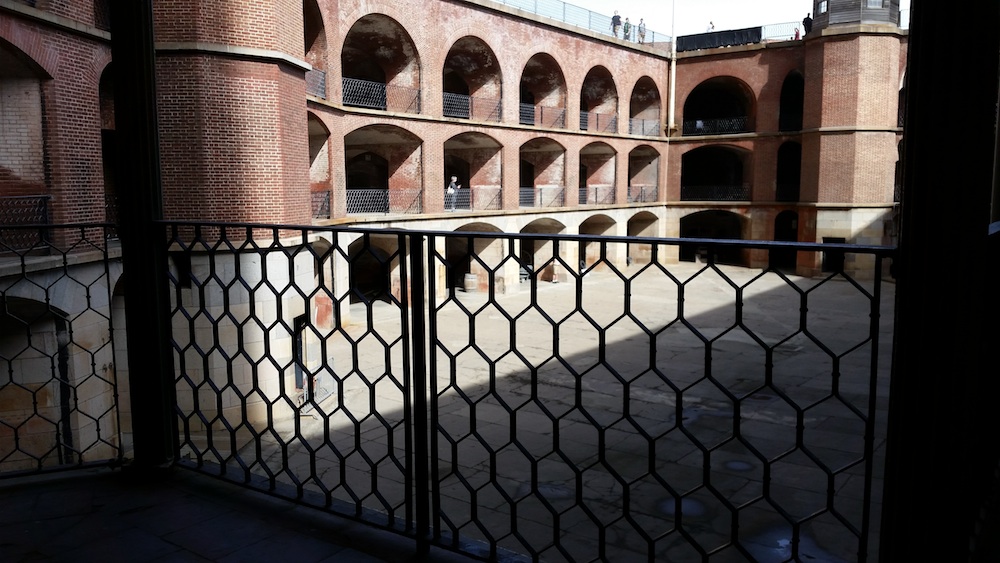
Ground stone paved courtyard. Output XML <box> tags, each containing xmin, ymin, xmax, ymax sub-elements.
<box><xmin>218</xmin><ymin>261</ymin><xmax>894</xmax><ymax>562</ymax></box>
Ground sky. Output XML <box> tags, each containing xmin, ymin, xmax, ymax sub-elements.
<box><xmin>562</xmin><ymin>0</ymin><xmax>911</xmax><ymax>38</ymax></box>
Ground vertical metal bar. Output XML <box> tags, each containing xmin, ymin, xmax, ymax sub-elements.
<box><xmin>407</xmin><ymin>233</ymin><xmax>431</xmax><ymax>556</ymax></box>
<box><xmin>858</xmin><ymin>254</ymin><xmax>884</xmax><ymax>562</ymax></box>
<box><xmin>426</xmin><ymin>234</ymin><xmax>442</xmax><ymax>544</ymax></box>
<box><xmin>110</xmin><ymin>0</ymin><xmax>177</xmax><ymax>469</ymax></box>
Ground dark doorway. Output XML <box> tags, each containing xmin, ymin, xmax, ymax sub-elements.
<box><xmin>770</xmin><ymin>211</ymin><xmax>798</xmax><ymax>271</ymax></box>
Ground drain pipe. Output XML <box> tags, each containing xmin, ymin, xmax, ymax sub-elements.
<box><xmin>668</xmin><ymin>0</ymin><xmax>677</xmax><ymax>132</ymax></box>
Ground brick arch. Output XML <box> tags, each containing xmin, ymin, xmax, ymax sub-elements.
<box><xmin>0</xmin><ymin>26</ymin><xmax>57</xmax><ymax>79</ymax></box>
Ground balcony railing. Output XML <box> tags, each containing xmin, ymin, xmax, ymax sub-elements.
<box><xmin>1</xmin><ymin>220</ymin><xmax>896</xmax><ymax>561</ymax></box>
<box><xmin>682</xmin><ymin>116</ymin><xmax>750</xmax><ymax>135</ymax></box>
<box><xmin>342</xmin><ymin>77</ymin><xmax>421</xmax><ymax>114</ymax></box>
<box><xmin>519</xmin><ymin>103</ymin><xmax>566</xmax><ymax>128</ymax></box>
<box><xmin>442</xmin><ymin>92</ymin><xmax>502</xmax><ymax>122</ymax></box>
<box><xmin>579</xmin><ymin>110</ymin><xmax>617</xmax><ymax>133</ymax></box>
<box><xmin>305</xmin><ymin>69</ymin><xmax>326</xmax><ymax>99</ymax></box>
<box><xmin>628</xmin><ymin>117</ymin><xmax>660</xmax><ymax>136</ymax></box>
<box><xmin>311</xmin><ymin>191</ymin><xmax>331</xmax><ymax>219</ymax></box>
<box><xmin>681</xmin><ymin>183</ymin><xmax>752</xmax><ymax>201</ymax></box>
<box><xmin>346</xmin><ymin>188</ymin><xmax>422</xmax><ymax>215</ymax></box>
<box><xmin>0</xmin><ymin>195</ymin><xmax>51</xmax><ymax>250</ymax></box>
<box><xmin>627</xmin><ymin>184</ymin><xmax>658</xmax><ymax>203</ymax></box>
<box><xmin>578</xmin><ymin>185</ymin><xmax>615</xmax><ymax>205</ymax></box>
<box><xmin>519</xmin><ymin>186</ymin><xmax>565</xmax><ymax>207</ymax></box>
<box><xmin>486</xmin><ymin>0</ymin><xmax>672</xmax><ymax>46</ymax></box>
<box><xmin>448</xmin><ymin>186</ymin><xmax>502</xmax><ymax>211</ymax></box>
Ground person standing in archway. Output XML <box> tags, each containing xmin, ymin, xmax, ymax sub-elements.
<box><xmin>447</xmin><ymin>175</ymin><xmax>461</xmax><ymax>211</ymax></box>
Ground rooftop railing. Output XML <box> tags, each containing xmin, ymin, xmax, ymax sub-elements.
<box><xmin>1</xmin><ymin>219</ymin><xmax>895</xmax><ymax>561</ymax></box>
<box><xmin>481</xmin><ymin>0</ymin><xmax>672</xmax><ymax>46</ymax></box>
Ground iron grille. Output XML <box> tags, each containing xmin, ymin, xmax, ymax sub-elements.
<box><xmin>0</xmin><ymin>196</ymin><xmax>51</xmax><ymax>250</ymax></box>
<box><xmin>627</xmin><ymin>185</ymin><xmax>658</xmax><ymax>203</ymax></box>
<box><xmin>306</xmin><ymin>69</ymin><xmax>327</xmax><ymax>99</ymax></box>
<box><xmin>683</xmin><ymin>117</ymin><xmax>751</xmax><ymax>136</ymax></box>
<box><xmin>346</xmin><ymin>188</ymin><xmax>423</xmax><ymax>215</ymax></box>
<box><xmin>579</xmin><ymin>111</ymin><xmax>618</xmax><ymax>133</ymax></box>
<box><xmin>443</xmin><ymin>92</ymin><xmax>502</xmax><ymax>122</ymax></box>
<box><xmin>312</xmin><ymin>191</ymin><xmax>331</xmax><ymax>219</ymax></box>
<box><xmin>518</xmin><ymin>187</ymin><xmax>566</xmax><ymax>208</ymax></box>
<box><xmin>579</xmin><ymin>186</ymin><xmax>616</xmax><ymax>205</ymax></box>
<box><xmin>519</xmin><ymin>104</ymin><xmax>566</xmax><ymax>128</ymax></box>
<box><xmin>162</xmin><ymin>222</ymin><xmax>893</xmax><ymax>562</ymax></box>
<box><xmin>342</xmin><ymin>77</ymin><xmax>420</xmax><ymax>114</ymax></box>
<box><xmin>629</xmin><ymin>117</ymin><xmax>661</xmax><ymax>136</ymax></box>
<box><xmin>681</xmin><ymin>184</ymin><xmax>753</xmax><ymax>202</ymax></box>
<box><xmin>0</xmin><ymin>224</ymin><xmax>123</xmax><ymax>475</ymax></box>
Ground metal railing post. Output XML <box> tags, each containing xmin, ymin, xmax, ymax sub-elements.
<box><xmin>406</xmin><ymin>233</ymin><xmax>431</xmax><ymax>557</ymax></box>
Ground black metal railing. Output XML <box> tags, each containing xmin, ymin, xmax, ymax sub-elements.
<box><xmin>0</xmin><ymin>195</ymin><xmax>51</xmax><ymax>250</ymax></box>
<box><xmin>579</xmin><ymin>110</ymin><xmax>617</xmax><ymax>133</ymax></box>
<box><xmin>0</xmin><ymin>224</ymin><xmax>123</xmax><ymax>475</ymax></box>
<box><xmin>0</xmin><ymin>219</ymin><xmax>895</xmax><ymax>561</ymax></box>
<box><xmin>311</xmin><ymin>191</ymin><xmax>331</xmax><ymax>219</ymax></box>
<box><xmin>681</xmin><ymin>183</ymin><xmax>752</xmax><ymax>201</ymax></box>
<box><xmin>683</xmin><ymin>116</ymin><xmax>751</xmax><ymax>135</ymax></box>
<box><xmin>518</xmin><ymin>186</ymin><xmax>566</xmax><ymax>208</ymax></box>
<box><xmin>160</xmin><ymin>222</ymin><xmax>894</xmax><ymax>562</ymax></box>
<box><xmin>519</xmin><ymin>104</ymin><xmax>566</xmax><ymax>128</ymax></box>
<box><xmin>628</xmin><ymin>117</ymin><xmax>660</xmax><ymax>136</ymax></box>
<box><xmin>443</xmin><ymin>92</ymin><xmax>502</xmax><ymax>122</ymax></box>
<box><xmin>305</xmin><ymin>69</ymin><xmax>327</xmax><ymax>99</ymax></box>
<box><xmin>342</xmin><ymin>77</ymin><xmax>421</xmax><ymax>114</ymax></box>
<box><xmin>486</xmin><ymin>0</ymin><xmax>672</xmax><ymax>46</ymax></box>
<box><xmin>578</xmin><ymin>185</ymin><xmax>615</xmax><ymax>205</ymax></box>
<box><xmin>346</xmin><ymin>188</ymin><xmax>422</xmax><ymax>214</ymax></box>
<box><xmin>627</xmin><ymin>184</ymin><xmax>658</xmax><ymax>203</ymax></box>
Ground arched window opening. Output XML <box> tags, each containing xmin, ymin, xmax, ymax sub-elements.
<box><xmin>681</xmin><ymin>146</ymin><xmax>749</xmax><ymax>201</ymax></box>
<box><xmin>629</xmin><ymin>76</ymin><xmax>661</xmax><ymax>136</ymax></box>
<box><xmin>303</xmin><ymin>0</ymin><xmax>328</xmax><ymax>98</ymax></box>
<box><xmin>580</xmin><ymin>66</ymin><xmax>618</xmax><ymax>133</ymax></box>
<box><xmin>341</xmin><ymin>15</ymin><xmax>421</xmax><ymax>113</ymax></box>
<box><xmin>679</xmin><ymin>210</ymin><xmax>747</xmax><ymax>265</ymax></box>
<box><xmin>682</xmin><ymin>77</ymin><xmax>754</xmax><ymax>135</ymax></box>
<box><xmin>519</xmin><ymin>54</ymin><xmax>567</xmax><ymax>128</ymax></box>
<box><xmin>442</xmin><ymin>37</ymin><xmax>502</xmax><ymax>122</ymax></box>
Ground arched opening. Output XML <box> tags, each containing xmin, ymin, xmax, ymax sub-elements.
<box><xmin>776</xmin><ymin>142</ymin><xmax>802</xmax><ymax>202</ymax></box>
<box><xmin>778</xmin><ymin>71</ymin><xmax>804</xmax><ymax>132</ymax></box>
<box><xmin>341</xmin><ymin>14</ymin><xmax>421</xmax><ymax>113</ymax></box>
<box><xmin>627</xmin><ymin>211</ymin><xmax>659</xmax><ymax>265</ymax></box>
<box><xmin>0</xmin><ymin>299</ymin><xmax>76</xmax><ymax>471</ymax></box>
<box><xmin>580</xmin><ymin>66</ymin><xmax>619</xmax><ymax>133</ymax></box>
<box><xmin>94</xmin><ymin>0</ymin><xmax>111</xmax><ymax>31</ymax></box>
<box><xmin>629</xmin><ymin>76</ymin><xmax>661</xmax><ymax>136</ymax></box>
<box><xmin>770</xmin><ymin>210</ymin><xmax>799</xmax><ymax>271</ymax></box>
<box><xmin>442</xmin><ymin>37</ymin><xmax>502</xmax><ymax>121</ymax></box>
<box><xmin>628</xmin><ymin>145</ymin><xmax>659</xmax><ymax>202</ymax></box>
<box><xmin>682</xmin><ymin>76</ymin><xmax>755</xmax><ymax>135</ymax></box>
<box><xmin>303</xmin><ymin>0</ymin><xmax>328</xmax><ymax>98</ymax></box>
<box><xmin>446</xmin><ymin>223</ymin><xmax>504</xmax><ymax>291</ymax></box>
<box><xmin>344</xmin><ymin>125</ymin><xmax>423</xmax><ymax>214</ymax></box>
<box><xmin>681</xmin><ymin>146</ymin><xmax>750</xmax><ymax>201</ymax></box>
<box><xmin>347</xmin><ymin>235</ymin><xmax>398</xmax><ymax>303</ymax></box>
<box><xmin>0</xmin><ymin>38</ymin><xmax>49</xmax><ymax>248</ymax></box>
<box><xmin>519</xmin><ymin>54</ymin><xmax>567</xmax><ymax>127</ymax></box>
<box><xmin>579</xmin><ymin>142</ymin><xmax>616</xmax><ymax>205</ymax></box>
<box><xmin>519</xmin><ymin>138</ymin><xmax>566</xmax><ymax>208</ymax></box>
<box><xmin>679</xmin><ymin>210</ymin><xmax>747</xmax><ymax>265</ymax></box>
<box><xmin>579</xmin><ymin>214</ymin><xmax>617</xmax><ymax>269</ymax></box>
<box><xmin>444</xmin><ymin>132</ymin><xmax>503</xmax><ymax>211</ymax></box>
<box><xmin>308</xmin><ymin>113</ymin><xmax>332</xmax><ymax>218</ymax></box>
<box><xmin>520</xmin><ymin>218</ymin><xmax>568</xmax><ymax>283</ymax></box>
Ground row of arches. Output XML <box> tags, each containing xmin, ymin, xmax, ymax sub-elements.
<box><xmin>305</xmin><ymin>9</ymin><xmax>664</xmax><ymax>136</ymax></box>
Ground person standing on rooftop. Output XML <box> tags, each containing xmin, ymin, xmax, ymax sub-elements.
<box><xmin>611</xmin><ymin>11</ymin><xmax>621</xmax><ymax>37</ymax></box>
<box><xmin>637</xmin><ymin>18</ymin><xmax>646</xmax><ymax>44</ymax></box>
